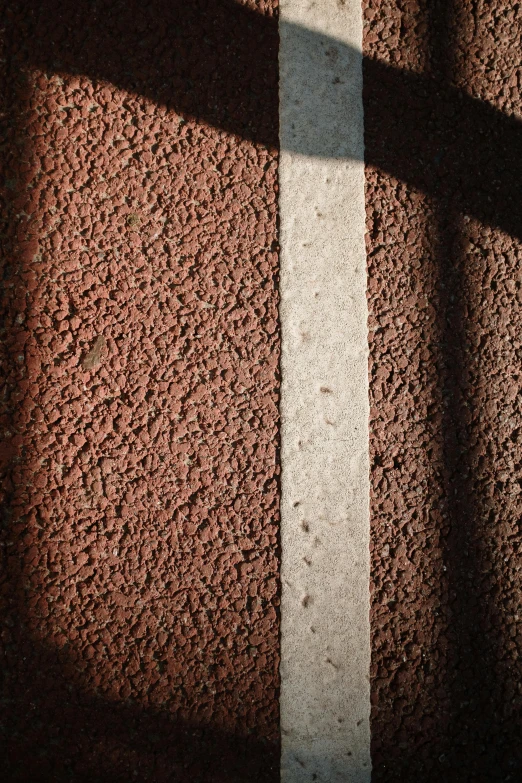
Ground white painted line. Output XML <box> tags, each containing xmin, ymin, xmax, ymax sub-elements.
<box><xmin>279</xmin><ymin>2</ymin><xmax>371</xmax><ymax>781</ymax></box>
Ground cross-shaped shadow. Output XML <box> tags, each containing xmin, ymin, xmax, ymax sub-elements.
<box><xmin>11</xmin><ymin>0</ymin><xmax>522</xmax><ymax>237</ymax></box>
<box><xmin>1</xmin><ymin>1</ymin><xmax>522</xmax><ymax>781</ymax></box>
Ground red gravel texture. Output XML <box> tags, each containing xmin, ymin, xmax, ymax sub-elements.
<box><xmin>0</xmin><ymin>2</ymin><xmax>280</xmax><ymax>781</ymax></box>
<box><xmin>364</xmin><ymin>0</ymin><xmax>522</xmax><ymax>780</ymax></box>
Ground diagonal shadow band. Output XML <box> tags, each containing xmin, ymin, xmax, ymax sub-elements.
<box><xmin>1</xmin><ymin>2</ymin><xmax>283</xmax><ymax>781</ymax></box>
<box><xmin>2</xmin><ymin>1</ymin><xmax>522</xmax><ymax>781</ymax></box>
<box><xmin>11</xmin><ymin>0</ymin><xmax>522</xmax><ymax>240</ymax></box>
<box><xmin>2</xmin><ymin>629</ymin><xmax>278</xmax><ymax>782</ymax></box>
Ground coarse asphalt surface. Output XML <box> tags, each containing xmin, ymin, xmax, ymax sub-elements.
<box><xmin>364</xmin><ymin>0</ymin><xmax>522</xmax><ymax>780</ymax></box>
<box><xmin>0</xmin><ymin>2</ymin><xmax>280</xmax><ymax>781</ymax></box>
<box><xmin>1</xmin><ymin>0</ymin><xmax>522</xmax><ymax>781</ymax></box>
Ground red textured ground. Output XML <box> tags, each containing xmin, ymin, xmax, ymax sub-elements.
<box><xmin>3</xmin><ymin>1</ymin><xmax>522</xmax><ymax>780</ymax></box>
<box><xmin>364</xmin><ymin>0</ymin><xmax>522</xmax><ymax>780</ymax></box>
<box><xmin>0</xmin><ymin>2</ymin><xmax>280</xmax><ymax>781</ymax></box>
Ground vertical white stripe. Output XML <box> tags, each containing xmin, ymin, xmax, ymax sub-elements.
<box><xmin>279</xmin><ymin>2</ymin><xmax>370</xmax><ymax>781</ymax></box>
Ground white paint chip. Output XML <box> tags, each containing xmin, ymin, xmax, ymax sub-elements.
<box><xmin>279</xmin><ymin>2</ymin><xmax>370</xmax><ymax>781</ymax></box>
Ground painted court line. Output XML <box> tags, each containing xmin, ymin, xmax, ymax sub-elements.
<box><xmin>279</xmin><ymin>1</ymin><xmax>371</xmax><ymax>781</ymax></box>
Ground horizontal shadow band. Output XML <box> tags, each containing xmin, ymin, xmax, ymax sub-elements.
<box><xmin>12</xmin><ymin>0</ymin><xmax>522</xmax><ymax>240</ymax></box>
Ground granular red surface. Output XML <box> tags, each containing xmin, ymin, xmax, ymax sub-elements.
<box><xmin>364</xmin><ymin>0</ymin><xmax>522</xmax><ymax>780</ymax></box>
<box><xmin>0</xmin><ymin>2</ymin><xmax>280</xmax><ymax>781</ymax></box>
